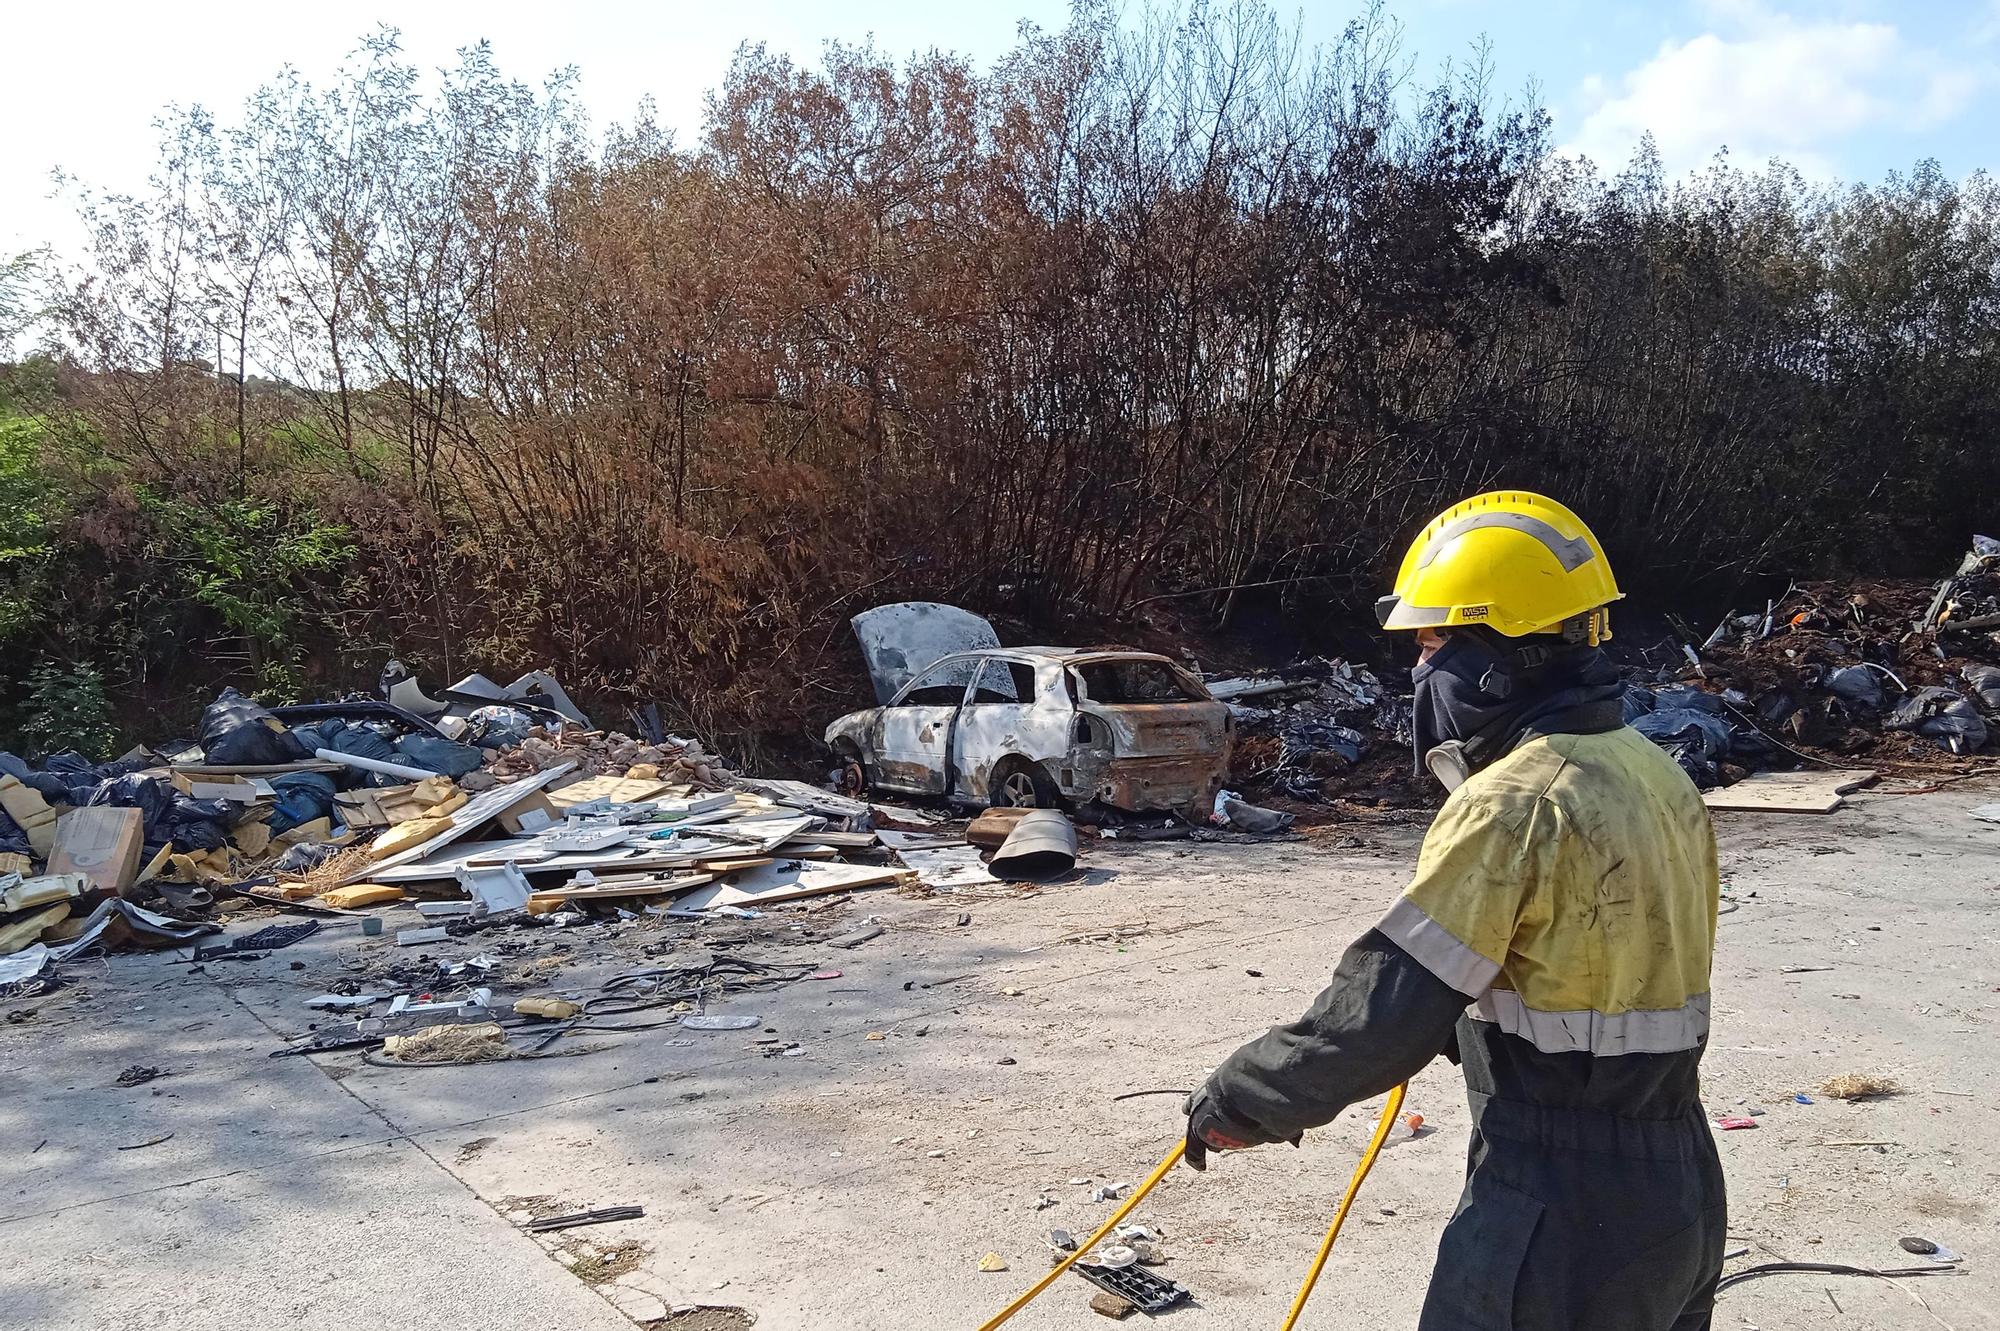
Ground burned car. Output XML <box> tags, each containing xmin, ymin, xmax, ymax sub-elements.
<box><xmin>824</xmin><ymin>603</ymin><xmax>1231</xmax><ymax>813</ymax></box>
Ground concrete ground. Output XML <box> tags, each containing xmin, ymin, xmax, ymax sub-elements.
<box><xmin>3</xmin><ymin>779</ymin><xmax>1996</xmax><ymax>1331</ymax></box>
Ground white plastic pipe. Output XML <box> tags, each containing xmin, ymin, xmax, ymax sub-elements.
<box><xmin>314</xmin><ymin>747</ymin><xmax>437</xmax><ymax>783</ymax></box>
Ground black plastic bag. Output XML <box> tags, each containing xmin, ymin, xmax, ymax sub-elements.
<box><xmin>0</xmin><ymin>807</ymin><xmax>31</xmax><ymax>858</ymax></box>
<box><xmin>200</xmin><ymin>687</ymin><xmax>309</xmax><ymax>766</ymax></box>
<box><xmin>1886</xmin><ymin>686</ymin><xmax>1988</xmax><ymax>753</ymax></box>
<box><xmin>272</xmin><ymin>841</ymin><xmax>341</xmax><ymax>874</ymax></box>
<box><xmin>83</xmin><ymin>773</ymin><xmax>236</xmax><ymax>855</ymax></box>
<box><xmin>1633</xmin><ymin>708</ymin><xmax>1737</xmax><ymax>787</ymax></box>
<box><xmin>1648</xmin><ymin>685</ymin><xmax>1725</xmax><ymax>715</ymax></box>
<box><xmin>464</xmin><ymin>704</ymin><xmax>536</xmax><ymax>750</ymax></box>
<box><xmin>393</xmin><ymin>734</ymin><xmax>484</xmax><ymax>778</ymax></box>
<box><xmin>267</xmin><ymin>772</ymin><xmax>339</xmax><ymax>836</ymax></box>
<box><xmin>1964</xmin><ymin>665</ymin><xmax>2000</xmax><ymax>716</ymax></box>
<box><xmin>1823</xmin><ymin>665</ymin><xmax>1886</xmax><ymax>713</ymax></box>
<box><xmin>308</xmin><ymin>719</ymin><xmax>406</xmax><ymax>787</ymax></box>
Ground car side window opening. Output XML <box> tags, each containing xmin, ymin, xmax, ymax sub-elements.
<box><xmin>1073</xmin><ymin>660</ymin><xmax>1204</xmax><ymax>703</ymax></box>
<box><xmin>896</xmin><ymin>658</ymin><xmax>979</xmax><ymax>707</ymax></box>
<box><xmin>968</xmin><ymin>661</ymin><xmax>1038</xmax><ymax>705</ymax></box>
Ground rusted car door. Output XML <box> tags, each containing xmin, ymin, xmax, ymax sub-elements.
<box><xmin>949</xmin><ymin>657</ymin><xmax>1057</xmax><ymax>802</ymax></box>
<box><xmin>873</xmin><ymin>657</ymin><xmax>978</xmax><ymax>794</ymax></box>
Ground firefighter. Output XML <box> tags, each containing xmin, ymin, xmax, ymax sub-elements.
<box><xmin>1183</xmin><ymin>491</ymin><xmax>1727</xmax><ymax>1329</ymax></box>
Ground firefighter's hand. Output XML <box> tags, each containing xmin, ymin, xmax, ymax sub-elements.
<box><xmin>1181</xmin><ymin>1087</ymin><xmax>1293</xmax><ymax>1171</ymax></box>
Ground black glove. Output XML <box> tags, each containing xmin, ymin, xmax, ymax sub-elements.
<box><xmin>1181</xmin><ymin>1086</ymin><xmax>1294</xmax><ymax>1171</ymax></box>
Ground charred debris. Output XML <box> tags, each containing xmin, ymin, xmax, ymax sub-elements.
<box><xmin>3</xmin><ymin>546</ymin><xmax>1997</xmax><ymax>1024</ymax></box>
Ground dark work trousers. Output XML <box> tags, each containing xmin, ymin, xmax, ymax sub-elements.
<box><xmin>1416</xmin><ymin>1092</ymin><xmax>1728</xmax><ymax>1330</ymax></box>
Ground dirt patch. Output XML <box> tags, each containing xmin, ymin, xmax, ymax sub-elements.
<box><xmin>499</xmin><ymin>1193</ymin><xmax>578</xmax><ymax>1221</ymax></box>
<box><xmin>1910</xmin><ymin>1190</ymin><xmax>1988</xmax><ymax>1222</ymax></box>
<box><xmin>562</xmin><ymin>1237</ymin><xmax>650</xmax><ymax>1286</ymax></box>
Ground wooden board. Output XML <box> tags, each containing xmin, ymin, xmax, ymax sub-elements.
<box><xmin>527</xmin><ymin>874</ymin><xmax>713</xmax><ymax>905</ymax></box>
<box><xmin>875</xmin><ymin>829</ymin><xmax>965</xmax><ymax>852</ymax></box>
<box><xmin>780</xmin><ymin>829</ymin><xmax>877</xmax><ymax>850</ymax></box>
<box><xmin>167</xmin><ymin>761</ymin><xmax>342</xmax><ymax>776</ymax></box>
<box><xmin>374</xmin><ymin>843</ymin><xmax>697</xmax><ymax>884</ymax></box>
<box><xmin>691</xmin><ymin>856</ymin><xmax>777</xmax><ymax>874</ymax></box>
<box><xmin>701</xmin><ymin>815</ymin><xmax>823</xmax><ymax>854</ymax></box>
<box><xmin>896</xmin><ymin>844</ymin><xmax>998</xmax><ymax>888</ymax></box>
<box><xmin>732</xmin><ymin>778</ymin><xmax>872</xmax><ymax>822</ymax></box>
<box><xmin>546</xmin><ymin>773</ymin><xmax>674</xmax><ymax>809</ymax></box>
<box><xmin>672</xmin><ymin>860</ymin><xmax>909</xmax><ymax>911</ymax></box>
<box><xmin>1702</xmin><ymin>769</ymin><xmax>1877</xmax><ymax>814</ymax></box>
<box><xmin>341</xmin><ymin>764</ymin><xmax>575</xmax><ymax>883</ymax></box>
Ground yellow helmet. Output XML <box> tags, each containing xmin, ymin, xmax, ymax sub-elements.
<box><xmin>1376</xmin><ymin>491</ymin><xmax>1621</xmax><ymax>642</ymax></box>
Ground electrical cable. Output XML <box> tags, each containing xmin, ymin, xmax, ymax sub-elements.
<box><xmin>1279</xmin><ymin>1083</ymin><xmax>1406</xmax><ymax>1331</ymax></box>
<box><xmin>1714</xmin><ymin>1259</ymin><xmax>1960</xmax><ymax>1293</ymax></box>
<box><xmin>974</xmin><ymin>1086</ymin><xmax>1409</xmax><ymax>1331</ymax></box>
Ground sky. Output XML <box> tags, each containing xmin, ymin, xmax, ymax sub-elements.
<box><xmin>5</xmin><ymin>0</ymin><xmax>1999</xmax><ymax>258</ymax></box>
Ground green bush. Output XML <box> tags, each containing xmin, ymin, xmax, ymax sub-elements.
<box><xmin>19</xmin><ymin>659</ymin><xmax>119</xmax><ymax>760</ymax></box>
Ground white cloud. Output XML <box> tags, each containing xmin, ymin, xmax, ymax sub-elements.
<box><xmin>1562</xmin><ymin>4</ymin><xmax>1982</xmax><ymax>179</ymax></box>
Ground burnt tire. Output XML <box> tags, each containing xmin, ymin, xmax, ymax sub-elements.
<box><xmin>830</xmin><ymin>744</ymin><xmax>869</xmax><ymax>797</ymax></box>
<box><xmin>990</xmin><ymin>759</ymin><xmax>1060</xmax><ymax>809</ymax></box>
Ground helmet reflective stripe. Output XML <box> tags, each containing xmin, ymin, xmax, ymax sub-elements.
<box><xmin>1374</xmin><ymin>595</ymin><xmax>1449</xmax><ymax>628</ymax></box>
<box><xmin>1381</xmin><ymin>491</ymin><xmax>1621</xmax><ymax>638</ymax></box>
<box><xmin>1416</xmin><ymin>511</ymin><xmax>1598</xmax><ymax>574</ymax></box>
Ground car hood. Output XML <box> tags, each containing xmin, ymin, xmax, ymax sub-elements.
<box><xmin>850</xmin><ymin>602</ymin><xmax>1001</xmax><ymax>703</ymax></box>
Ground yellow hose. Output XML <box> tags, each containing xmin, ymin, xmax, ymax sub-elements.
<box><xmin>975</xmin><ymin>1142</ymin><xmax>1186</xmax><ymax>1331</ymax></box>
<box><xmin>1278</xmin><ymin>1083</ymin><xmax>1408</xmax><ymax>1331</ymax></box>
<box><xmin>975</xmin><ymin>1082</ymin><xmax>1409</xmax><ymax>1331</ymax></box>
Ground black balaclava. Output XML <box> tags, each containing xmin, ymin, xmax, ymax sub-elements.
<box><xmin>1411</xmin><ymin>628</ymin><xmax>1625</xmax><ymax>789</ymax></box>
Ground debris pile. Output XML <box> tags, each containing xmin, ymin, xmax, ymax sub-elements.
<box><xmin>481</xmin><ymin>730</ymin><xmax>726</xmax><ymax>788</ymax></box>
<box><xmin>0</xmin><ymin>660</ymin><xmax>1089</xmax><ymax>1007</ymax></box>
<box><xmin>1209</xmin><ymin>660</ymin><xmax>1424</xmax><ymax>806</ymax></box>
<box><xmin>1204</xmin><ymin>536</ymin><xmax>2000</xmax><ymax>801</ymax></box>
<box><xmin>1654</xmin><ymin>537</ymin><xmax>2000</xmax><ymax>779</ymax></box>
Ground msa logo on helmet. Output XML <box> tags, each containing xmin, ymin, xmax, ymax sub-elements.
<box><xmin>1460</xmin><ymin>605</ymin><xmax>1490</xmax><ymax>620</ymax></box>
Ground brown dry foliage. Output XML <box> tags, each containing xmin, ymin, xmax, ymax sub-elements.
<box><xmin>16</xmin><ymin>5</ymin><xmax>2000</xmax><ymax>750</ymax></box>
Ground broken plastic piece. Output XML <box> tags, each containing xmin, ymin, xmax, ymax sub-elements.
<box><xmin>1070</xmin><ymin>1262</ymin><xmax>1192</xmax><ymax>1313</ymax></box>
<box><xmin>680</xmin><ymin>1014</ymin><xmax>761</xmax><ymax>1031</ymax></box>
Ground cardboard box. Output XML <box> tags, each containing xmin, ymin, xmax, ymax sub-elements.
<box><xmin>496</xmin><ymin>790</ymin><xmax>559</xmax><ymax>835</ymax></box>
<box><xmin>48</xmin><ymin>807</ymin><xmax>146</xmax><ymax>897</ymax></box>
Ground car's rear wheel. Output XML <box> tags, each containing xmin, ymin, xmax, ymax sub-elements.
<box><xmin>991</xmin><ymin>759</ymin><xmax>1059</xmax><ymax>809</ymax></box>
